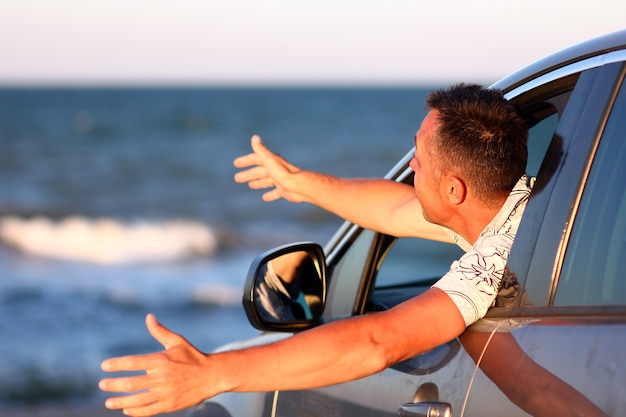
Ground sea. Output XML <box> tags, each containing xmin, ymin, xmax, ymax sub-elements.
<box><xmin>0</xmin><ymin>86</ymin><xmax>443</xmax><ymax>412</ymax></box>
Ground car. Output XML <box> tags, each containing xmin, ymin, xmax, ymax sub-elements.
<box><xmin>190</xmin><ymin>29</ymin><xmax>626</xmax><ymax>417</ymax></box>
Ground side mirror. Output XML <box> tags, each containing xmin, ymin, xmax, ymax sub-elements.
<box><xmin>242</xmin><ymin>242</ymin><xmax>326</xmax><ymax>332</ymax></box>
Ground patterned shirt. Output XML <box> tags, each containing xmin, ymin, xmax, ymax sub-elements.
<box><xmin>432</xmin><ymin>175</ymin><xmax>534</xmax><ymax>326</ymax></box>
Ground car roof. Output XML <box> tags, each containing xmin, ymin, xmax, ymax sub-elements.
<box><xmin>492</xmin><ymin>29</ymin><xmax>626</xmax><ymax>93</ymax></box>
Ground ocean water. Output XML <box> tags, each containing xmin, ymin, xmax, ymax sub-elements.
<box><xmin>0</xmin><ymin>87</ymin><xmax>436</xmax><ymax>408</ymax></box>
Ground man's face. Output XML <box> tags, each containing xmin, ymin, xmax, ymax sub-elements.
<box><xmin>409</xmin><ymin>111</ymin><xmax>447</xmax><ymax>225</ymax></box>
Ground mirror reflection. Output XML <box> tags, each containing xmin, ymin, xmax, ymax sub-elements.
<box><xmin>254</xmin><ymin>250</ymin><xmax>323</xmax><ymax>323</ymax></box>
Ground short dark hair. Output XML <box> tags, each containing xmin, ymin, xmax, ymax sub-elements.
<box><xmin>426</xmin><ymin>83</ymin><xmax>528</xmax><ymax>201</ymax></box>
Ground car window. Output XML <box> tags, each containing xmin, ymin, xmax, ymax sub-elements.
<box><xmin>554</xmin><ymin>79</ymin><xmax>626</xmax><ymax>306</ymax></box>
<box><xmin>526</xmin><ymin>113</ymin><xmax>558</xmax><ymax>177</ymax></box>
<box><xmin>375</xmin><ymin>238</ymin><xmax>464</xmax><ymax>288</ymax></box>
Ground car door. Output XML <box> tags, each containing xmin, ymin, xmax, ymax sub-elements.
<box><xmin>272</xmin><ymin>231</ymin><xmax>474</xmax><ymax>417</ymax></box>
<box><xmin>462</xmin><ymin>62</ymin><xmax>626</xmax><ymax>416</ymax></box>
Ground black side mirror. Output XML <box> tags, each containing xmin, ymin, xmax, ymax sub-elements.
<box><xmin>242</xmin><ymin>242</ymin><xmax>326</xmax><ymax>332</ymax></box>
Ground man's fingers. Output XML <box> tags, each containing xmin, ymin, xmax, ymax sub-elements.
<box><xmin>251</xmin><ymin>178</ymin><xmax>275</xmax><ymax>190</ymax></box>
<box><xmin>101</xmin><ymin>315</ymin><xmax>186</xmax><ymax>373</ymax></box>
<box><xmin>99</xmin><ymin>373</ymin><xmax>155</xmax><ymax>394</ymax></box>
<box><xmin>104</xmin><ymin>389</ymin><xmax>160</xmax><ymax>411</ymax></box>
<box><xmin>145</xmin><ymin>314</ymin><xmax>184</xmax><ymax>350</ymax></box>
<box><xmin>250</xmin><ymin>134</ymin><xmax>271</xmax><ymax>156</ymax></box>
<box><xmin>233</xmin><ymin>152</ymin><xmax>260</xmax><ymax>169</ymax></box>
<box><xmin>233</xmin><ymin>135</ymin><xmax>273</xmax><ymax>169</ymax></box>
<box><xmin>101</xmin><ymin>352</ymin><xmax>159</xmax><ymax>373</ymax></box>
<box><xmin>122</xmin><ymin>400</ymin><xmax>172</xmax><ymax>417</ymax></box>
<box><xmin>262</xmin><ymin>189</ymin><xmax>282</xmax><ymax>202</ymax></box>
<box><xmin>233</xmin><ymin>166</ymin><xmax>270</xmax><ymax>185</ymax></box>
<box><xmin>234</xmin><ymin>134</ymin><xmax>299</xmax><ymax>203</ymax></box>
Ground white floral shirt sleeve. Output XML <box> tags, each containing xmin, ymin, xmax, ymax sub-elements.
<box><xmin>432</xmin><ymin>175</ymin><xmax>533</xmax><ymax>327</ymax></box>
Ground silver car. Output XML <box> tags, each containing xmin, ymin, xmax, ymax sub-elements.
<box><xmin>191</xmin><ymin>29</ymin><xmax>626</xmax><ymax>417</ymax></box>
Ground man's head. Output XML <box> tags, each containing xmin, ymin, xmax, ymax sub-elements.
<box><xmin>425</xmin><ymin>83</ymin><xmax>528</xmax><ymax>203</ymax></box>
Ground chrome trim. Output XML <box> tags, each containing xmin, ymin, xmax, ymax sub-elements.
<box><xmin>383</xmin><ymin>147</ymin><xmax>415</xmax><ymax>181</ymax></box>
<box><xmin>323</xmin><ymin>221</ymin><xmax>360</xmax><ymax>261</ymax></box>
<box><xmin>503</xmin><ymin>50</ymin><xmax>626</xmax><ymax>100</ymax></box>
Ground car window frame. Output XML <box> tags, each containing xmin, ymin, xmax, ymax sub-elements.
<box><xmin>320</xmin><ymin>62</ymin><xmax>626</xmax><ymax>323</ymax></box>
<box><xmin>362</xmin><ymin>70</ymin><xmax>584</xmax><ymax>316</ymax></box>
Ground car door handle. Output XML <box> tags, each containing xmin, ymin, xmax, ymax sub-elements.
<box><xmin>398</xmin><ymin>402</ymin><xmax>452</xmax><ymax>417</ymax></box>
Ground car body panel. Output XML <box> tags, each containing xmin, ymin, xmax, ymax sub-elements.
<box><xmin>463</xmin><ymin>318</ymin><xmax>626</xmax><ymax>416</ymax></box>
<box><xmin>274</xmin><ymin>337</ymin><xmax>470</xmax><ymax>417</ymax></box>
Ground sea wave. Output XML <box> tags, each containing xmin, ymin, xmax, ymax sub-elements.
<box><xmin>100</xmin><ymin>282</ymin><xmax>243</xmax><ymax>307</ymax></box>
<box><xmin>0</xmin><ymin>215</ymin><xmax>218</xmax><ymax>264</ymax></box>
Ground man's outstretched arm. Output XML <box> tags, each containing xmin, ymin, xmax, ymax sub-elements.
<box><xmin>100</xmin><ymin>288</ymin><xmax>465</xmax><ymax>417</ymax></box>
<box><xmin>234</xmin><ymin>135</ymin><xmax>451</xmax><ymax>242</ymax></box>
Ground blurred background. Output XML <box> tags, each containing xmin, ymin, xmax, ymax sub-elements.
<box><xmin>1</xmin><ymin>1</ymin><xmax>625</xmax><ymax>415</ymax></box>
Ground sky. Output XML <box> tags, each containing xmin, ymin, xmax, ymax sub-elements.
<box><xmin>1</xmin><ymin>0</ymin><xmax>625</xmax><ymax>86</ymax></box>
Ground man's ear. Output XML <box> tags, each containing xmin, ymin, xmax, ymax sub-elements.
<box><xmin>445</xmin><ymin>175</ymin><xmax>467</xmax><ymax>205</ymax></box>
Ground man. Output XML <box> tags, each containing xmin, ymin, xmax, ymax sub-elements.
<box><xmin>99</xmin><ymin>83</ymin><xmax>531</xmax><ymax>416</ymax></box>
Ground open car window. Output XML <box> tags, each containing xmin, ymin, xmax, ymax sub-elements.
<box><xmin>371</xmin><ymin>88</ymin><xmax>567</xmax><ymax>308</ymax></box>
<box><xmin>375</xmin><ymin>238</ymin><xmax>463</xmax><ymax>289</ymax></box>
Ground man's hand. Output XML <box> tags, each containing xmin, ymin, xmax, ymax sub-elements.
<box><xmin>99</xmin><ymin>314</ymin><xmax>214</xmax><ymax>416</ymax></box>
<box><xmin>233</xmin><ymin>135</ymin><xmax>304</xmax><ymax>202</ymax></box>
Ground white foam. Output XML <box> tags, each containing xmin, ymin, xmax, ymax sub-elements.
<box><xmin>0</xmin><ymin>216</ymin><xmax>218</xmax><ymax>264</ymax></box>
<box><xmin>190</xmin><ymin>282</ymin><xmax>241</xmax><ymax>305</ymax></box>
